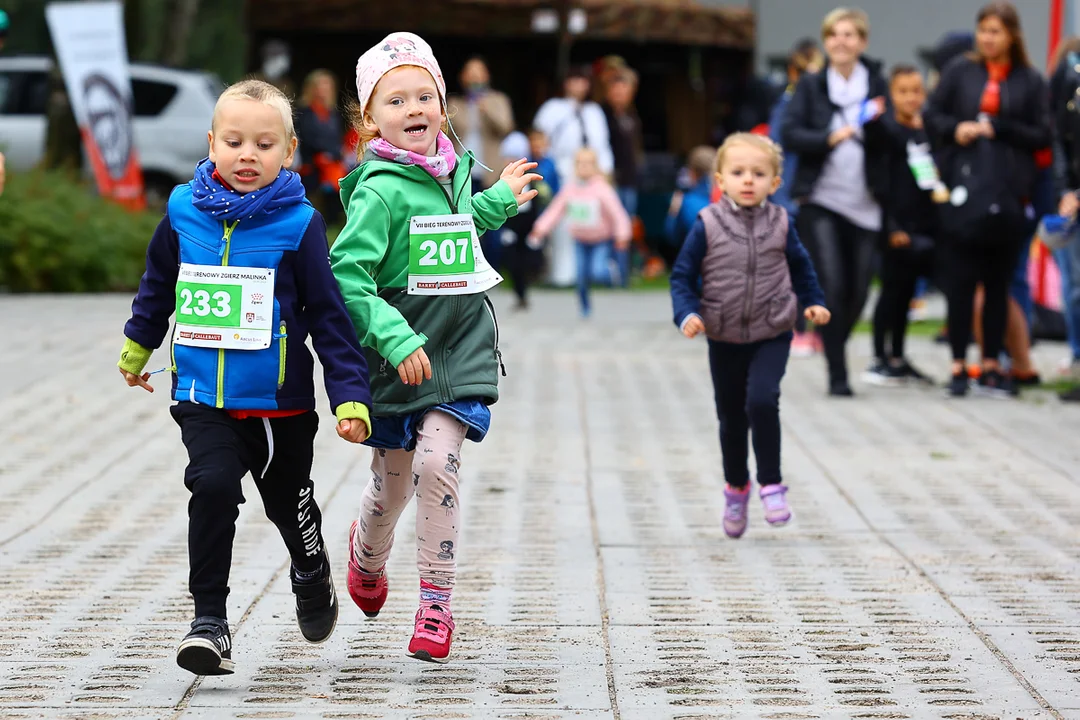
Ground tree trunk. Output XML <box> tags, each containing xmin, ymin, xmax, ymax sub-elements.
<box><xmin>43</xmin><ymin>68</ymin><xmax>83</xmax><ymax>172</ymax></box>
<box><xmin>124</xmin><ymin>0</ymin><xmax>144</xmax><ymax>62</ymax></box>
<box><xmin>159</xmin><ymin>0</ymin><xmax>200</xmax><ymax>67</ymax></box>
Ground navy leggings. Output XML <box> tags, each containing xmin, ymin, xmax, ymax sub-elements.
<box><xmin>707</xmin><ymin>332</ymin><xmax>792</xmax><ymax>488</ymax></box>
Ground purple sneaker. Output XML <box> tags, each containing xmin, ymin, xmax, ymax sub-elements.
<box><xmin>723</xmin><ymin>485</ymin><xmax>750</xmax><ymax>538</ymax></box>
<box><xmin>759</xmin><ymin>484</ymin><xmax>792</xmax><ymax>525</ymax></box>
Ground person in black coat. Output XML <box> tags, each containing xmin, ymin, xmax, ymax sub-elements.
<box><xmin>925</xmin><ymin>1</ymin><xmax>1050</xmax><ymax>398</ymax></box>
<box><xmin>781</xmin><ymin>7</ymin><xmax>889</xmax><ymax>397</ymax></box>
<box><xmin>296</xmin><ymin>70</ymin><xmax>346</xmax><ymax>225</ymax></box>
<box><xmin>1048</xmin><ymin>37</ymin><xmax>1080</xmax><ymax>398</ymax></box>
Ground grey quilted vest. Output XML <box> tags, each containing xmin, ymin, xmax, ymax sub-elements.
<box><xmin>697</xmin><ymin>200</ymin><xmax>798</xmax><ymax>344</ymax></box>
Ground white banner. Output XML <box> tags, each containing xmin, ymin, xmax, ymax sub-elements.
<box><xmin>46</xmin><ymin>1</ymin><xmax>144</xmax><ymax>207</ymax></box>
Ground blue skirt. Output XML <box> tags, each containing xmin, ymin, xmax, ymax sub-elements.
<box><xmin>363</xmin><ymin>399</ymin><xmax>491</xmax><ymax>451</ymax></box>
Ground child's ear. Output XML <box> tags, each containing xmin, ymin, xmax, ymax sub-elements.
<box><xmin>362</xmin><ymin>112</ymin><xmax>378</xmax><ymax>135</ymax></box>
<box><xmin>284</xmin><ymin>136</ymin><xmax>298</xmax><ymax>169</ymax></box>
<box><xmin>207</xmin><ymin>131</ymin><xmax>216</xmax><ymax>163</ymax></box>
<box><xmin>771</xmin><ymin>175</ymin><xmax>783</xmax><ymax>194</ymax></box>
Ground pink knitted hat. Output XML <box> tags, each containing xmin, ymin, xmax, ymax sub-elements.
<box><xmin>355</xmin><ymin>32</ymin><xmax>446</xmax><ymax>114</ymax></box>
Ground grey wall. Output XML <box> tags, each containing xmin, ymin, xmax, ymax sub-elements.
<box><xmin>745</xmin><ymin>0</ymin><xmax>1052</xmax><ymax>79</ymax></box>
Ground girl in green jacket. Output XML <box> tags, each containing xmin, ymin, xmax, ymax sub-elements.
<box><xmin>329</xmin><ymin>32</ymin><xmax>539</xmax><ymax>663</ymax></box>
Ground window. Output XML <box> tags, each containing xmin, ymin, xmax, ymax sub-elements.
<box><xmin>0</xmin><ymin>71</ymin><xmax>49</xmax><ymax>115</ymax></box>
<box><xmin>131</xmin><ymin>79</ymin><xmax>177</xmax><ymax>117</ymax></box>
<box><xmin>206</xmin><ymin>76</ymin><xmax>224</xmax><ymax>100</ymax></box>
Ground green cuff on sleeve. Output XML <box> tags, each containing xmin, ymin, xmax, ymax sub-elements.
<box><xmin>335</xmin><ymin>402</ymin><xmax>372</xmax><ymax>436</ymax></box>
<box><xmin>118</xmin><ymin>338</ymin><xmax>153</xmax><ymax>375</ymax></box>
<box><xmin>491</xmin><ymin>179</ymin><xmax>520</xmax><ymax>218</ymax></box>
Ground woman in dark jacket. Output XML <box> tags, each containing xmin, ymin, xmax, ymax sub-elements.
<box><xmin>1050</xmin><ymin>38</ymin><xmax>1080</xmax><ymax>400</ymax></box>
<box><xmin>781</xmin><ymin>7</ymin><xmax>889</xmax><ymax>397</ymax></box>
<box><xmin>296</xmin><ymin>70</ymin><xmax>346</xmax><ymax>225</ymax></box>
<box><xmin>925</xmin><ymin>1</ymin><xmax>1050</xmax><ymax>397</ymax></box>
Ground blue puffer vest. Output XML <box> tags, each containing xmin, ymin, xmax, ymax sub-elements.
<box><xmin>168</xmin><ymin>184</ymin><xmax>314</xmax><ymax>409</ymax></box>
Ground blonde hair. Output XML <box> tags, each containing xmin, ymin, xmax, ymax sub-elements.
<box><xmin>715</xmin><ymin>133</ymin><xmax>783</xmax><ymax>176</ymax></box>
<box><xmin>575</xmin><ymin>147</ymin><xmax>598</xmax><ymax>164</ymax></box>
<box><xmin>687</xmin><ymin>145</ymin><xmax>717</xmax><ymax>179</ymax></box>
<box><xmin>822</xmin><ymin>7</ymin><xmax>870</xmax><ymax>43</ymax></box>
<box><xmin>344</xmin><ymin>65</ymin><xmax>449</xmax><ymax>157</ymax></box>
<box><xmin>213</xmin><ymin>79</ymin><xmax>295</xmax><ymax>141</ymax></box>
<box><xmin>300</xmin><ymin>69</ymin><xmax>337</xmax><ymax>109</ymax></box>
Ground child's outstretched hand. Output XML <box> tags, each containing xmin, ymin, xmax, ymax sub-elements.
<box><xmin>336</xmin><ymin>419</ymin><xmax>369</xmax><ymax>444</ymax></box>
<box><xmin>119</xmin><ymin>367</ymin><xmax>154</xmax><ymax>393</ymax></box>
<box><xmin>804</xmin><ymin>305</ymin><xmax>831</xmax><ymax>325</ymax></box>
<box><xmin>682</xmin><ymin>315</ymin><xmax>705</xmax><ymax>339</ymax></box>
<box><xmin>501</xmin><ymin>159</ymin><xmax>543</xmax><ymax>207</ymax></box>
<box><xmin>398</xmin><ymin>347</ymin><xmax>432</xmax><ymax>386</ymax></box>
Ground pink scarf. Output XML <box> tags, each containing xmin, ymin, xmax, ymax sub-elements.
<box><xmin>368</xmin><ymin>131</ymin><xmax>457</xmax><ymax>179</ymax></box>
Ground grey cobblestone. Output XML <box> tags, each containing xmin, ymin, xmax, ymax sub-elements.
<box><xmin>0</xmin><ymin>291</ymin><xmax>1078</xmax><ymax>719</ymax></box>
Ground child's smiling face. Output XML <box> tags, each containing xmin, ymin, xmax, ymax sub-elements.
<box><xmin>364</xmin><ymin>65</ymin><xmax>445</xmax><ymax>155</ymax></box>
<box><xmin>208</xmin><ymin>99</ymin><xmax>296</xmax><ymax>192</ymax></box>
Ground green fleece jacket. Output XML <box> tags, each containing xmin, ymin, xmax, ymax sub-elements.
<box><xmin>330</xmin><ymin>152</ymin><xmax>518</xmax><ymax>415</ymax></box>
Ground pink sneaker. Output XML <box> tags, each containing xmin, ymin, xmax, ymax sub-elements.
<box><xmin>723</xmin><ymin>484</ymin><xmax>750</xmax><ymax>538</ymax></box>
<box><xmin>408</xmin><ymin>582</ymin><xmax>455</xmax><ymax>663</ymax></box>
<box><xmin>790</xmin><ymin>331</ymin><xmax>817</xmax><ymax>358</ymax></box>
<box><xmin>347</xmin><ymin>521</ymin><xmax>387</xmax><ymax>617</ymax></box>
<box><xmin>759</xmin><ymin>484</ymin><xmax>792</xmax><ymax>525</ymax></box>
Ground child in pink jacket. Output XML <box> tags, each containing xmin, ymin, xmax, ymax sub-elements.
<box><xmin>529</xmin><ymin>147</ymin><xmax>632</xmax><ymax>317</ymax></box>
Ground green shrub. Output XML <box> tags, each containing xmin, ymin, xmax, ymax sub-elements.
<box><xmin>0</xmin><ymin>170</ymin><xmax>161</xmax><ymax>292</ymax></box>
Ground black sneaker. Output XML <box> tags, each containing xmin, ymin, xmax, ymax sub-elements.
<box><xmin>861</xmin><ymin>359</ymin><xmax>905</xmax><ymax>387</ymax></box>
<box><xmin>176</xmin><ymin>616</ymin><xmax>234</xmax><ymax>676</ymax></box>
<box><xmin>974</xmin><ymin>369</ymin><xmax>1016</xmax><ymax>399</ymax></box>
<box><xmin>829</xmin><ymin>379</ymin><xmax>855</xmax><ymax>397</ymax></box>
<box><xmin>897</xmin><ymin>359</ymin><xmax>934</xmax><ymax>385</ymax></box>
<box><xmin>1012</xmin><ymin>372</ymin><xmax>1042</xmax><ymax>387</ymax></box>
<box><xmin>292</xmin><ymin>551</ymin><xmax>338</xmax><ymax>644</ymax></box>
<box><xmin>947</xmin><ymin>369</ymin><xmax>970</xmax><ymax>397</ymax></box>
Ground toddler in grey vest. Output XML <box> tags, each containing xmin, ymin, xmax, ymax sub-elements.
<box><xmin>669</xmin><ymin>133</ymin><xmax>830</xmax><ymax>538</ymax></box>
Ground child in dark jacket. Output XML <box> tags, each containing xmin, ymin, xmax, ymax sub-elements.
<box><xmin>497</xmin><ymin>131</ymin><xmax>547</xmax><ymax>309</ymax></box>
<box><xmin>670</xmin><ymin>133</ymin><xmax>830</xmax><ymax>539</ymax></box>
<box><xmin>663</xmin><ymin>145</ymin><xmax>715</xmax><ymax>268</ymax></box>
<box><xmin>864</xmin><ymin>65</ymin><xmax>943</xmax><ymax>387</ymax></box>
<box><xmin>118</xmin><ymin>80</ymin><xmax>373</xmax><ymax>677</ymax></box>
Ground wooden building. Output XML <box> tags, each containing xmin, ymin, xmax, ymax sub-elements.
<box><xmin>246</xmin><ymin>0</ymin><xmax>755</xmax><ymax>163</ymax></box>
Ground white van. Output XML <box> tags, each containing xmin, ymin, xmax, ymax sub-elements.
<box><xmin>0</xmin><ymin>56</ymin><xmax>223</xmax><ymax>205</ymax></box>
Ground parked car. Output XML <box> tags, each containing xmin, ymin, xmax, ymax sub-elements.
<box><xmin>0</xmin><ymin>56</ymin><xmax>223</xmax><ymax>206</ymax></box>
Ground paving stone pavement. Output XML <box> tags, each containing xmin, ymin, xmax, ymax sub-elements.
<box><xmin>1</xmin><ymin>290</ymin><xmax>1079</xmax><ymax>720</ymax></box>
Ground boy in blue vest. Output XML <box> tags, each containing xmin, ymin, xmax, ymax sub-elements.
<box><xmin>117</xmin><ymin>80</ymin><xmax>373</xmax><ymax>677</ymax></box>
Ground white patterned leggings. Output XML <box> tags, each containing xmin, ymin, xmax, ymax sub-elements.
<box><xmin>353</xmin><ymin>411</ymin><xmax>466</xmax><ymax>589</ymax></box>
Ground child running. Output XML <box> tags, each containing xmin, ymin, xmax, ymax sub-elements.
<box><xmin>117</xmin><ymin>79</ymin><xmax>373</xmax><ymax>676</ymax></box>
<box><xmin>864</xmin><ymin>65</ymin><xmax>941</xmax><ymax>387</ymax></box>
<box><xmin>496</xmin><ymin>131</ymin><xmax>547</xmax><ymax>310</ymax></box>
<box><xmin>670</xmin><ymin>133</ymin><xmax>831</xmax><ymax>538</ymax></box>
<box><xmin>528</xmin><ymin>147</ymin><xmax>632</xmax><ymax>317</ymax></box>
<box><xmin>329</xmin><ymin>32</ymin><xmax>539</xmax><ymax>663</ymax></box>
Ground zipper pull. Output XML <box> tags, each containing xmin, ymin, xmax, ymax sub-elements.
<box><xmin>496</xmin><ymin>349</ymin><xmax>507</xmax><ymax>377</ymax></box>
<box><xmin>380</xmin><ymin>358</ymin><xmax>388</xmax><ymax>373</ymax></box>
